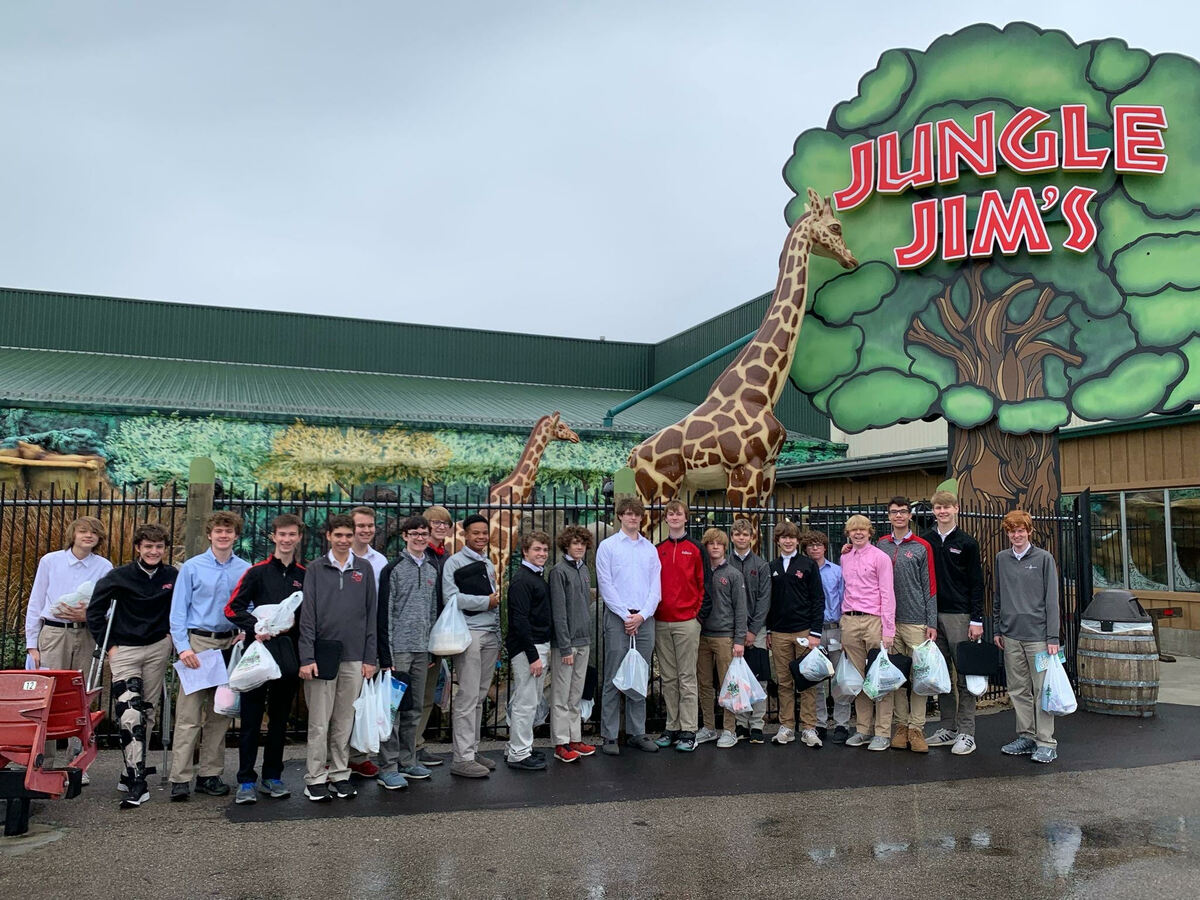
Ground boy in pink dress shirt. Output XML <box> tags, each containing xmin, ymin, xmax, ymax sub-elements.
<box><xmin>839</xmin><ymin>515</ymin><xmax>897</xmax><ymax>751</ymax></box>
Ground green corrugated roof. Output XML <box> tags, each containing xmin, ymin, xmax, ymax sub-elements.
<box><xmin>0</xmin><ymin>346</ymin><xmax>704</xmax><ymax>436</ymax></box>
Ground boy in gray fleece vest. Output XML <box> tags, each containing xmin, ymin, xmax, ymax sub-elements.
<box><xmin>696</xmin><ymin>528</ymin><xmax>747</xmax><ymax>748</ymax></box>
<box><xmin>994</xmin><ymin>510</ymin><xmax>1061</xmax><ymax>764</ymax></box>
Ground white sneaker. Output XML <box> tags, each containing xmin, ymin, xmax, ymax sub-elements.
<box><xmin>867</xmin><ymin>736</ymin><xmax>891</xmax><ymax>751</ymax></box>
<box><xmin>951</xmin><ymin>734</ymin><xmax>976</xmax><ymax>755</ymax></box>
<box><xmin>716</xmin><ymin>730</ymin><xmax>738</xmax><ymax>749</ymax></box>
<box><xmin>926</xmin><ymin>728</ymin><xmax>957</xmax><ymax>747</ymax></box>
<box><xmin>772</xmin><ymin>726</ymin><xmax>795</xmax><ymax>745</ymax></box>
<box><xmin>801</xmin><ymin>728</ymin><xmax>823</xmax><ymax>748</ymax></box>
<box><xmin>80</xmin><ymin>771</ymin><xmax>90</xmax><ymax>786</ymax></box>
<box><xmin>695</xmin><ymin>727</ymin><xmax>720</xmax><ymax>745</ymax></box>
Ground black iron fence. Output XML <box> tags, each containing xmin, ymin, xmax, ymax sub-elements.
<box><xmin>2</xmin><ymin>480</ymin><xmax>1091</xmax><ymax>745</ymax></box>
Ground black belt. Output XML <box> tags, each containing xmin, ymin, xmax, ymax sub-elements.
<box><xmin>42</xmin><ymin>618</ymin><xmax>87</xmax><ymax>630</ymax></box>
<box><xmin>188</xmin><ymin>628</ymin><xmax>236</xmax><ymax>639</ymax></box>
<box><xmin>842</xmin><ymin>610</ymin><xmax>870</xmax><ymax>617</ymax></box>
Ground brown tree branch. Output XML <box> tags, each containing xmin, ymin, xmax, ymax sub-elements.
<box><xmin>909</xmin><ymin>317</ymin><xmax>971</xmax><ymax>373</ymax></box>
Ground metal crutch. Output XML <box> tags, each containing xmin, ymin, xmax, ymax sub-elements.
<box><xmin>160</xmin><ymin>676</ymin><xmax>173</xmax><ymax>784</ymax></box>
<box><xmin>87</xmin><ymin>596</ymin><xmax>117</xmax><ymax>692</ymax></box>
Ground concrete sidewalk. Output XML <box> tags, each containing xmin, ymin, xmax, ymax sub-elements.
<box><xmin>1158</xmin><ymin>653</ymin><xmax>1200</xmax><ymax>705</ymax></box>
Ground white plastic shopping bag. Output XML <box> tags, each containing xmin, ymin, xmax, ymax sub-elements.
<box><xmin>214</xmin><ymin>642</ymin><xmax>244</xmax><ymax>715</ymax></box>
<box><xmin>374</xmin><ymin>672</ymin><xmax>393</xmax><ymax>740</ymax></box>
<box><xmin>718</xmin><ymin>655</ymin><xmax>769</xmax><ymax>714</ymax></box>
<box><xmin>965</xmin><ymin>674</ymin><xmax>989</xmax><ymax>697</ymax></box>
<box><xmin>832</xmin><ymin>652</ymin><xmax>864</xmax><ymax>701</ymax></box>
<box><xmin>252</xmin><ymin>590</ymin><xmax>304</xmax><ymax>637</ymax></box>
<box><xmin>428</xmin><ymin>599</ymin><xmax>472</xmax><ymax>656</ymax></box>
<box><xmin>911</xmin><ymin>640</ymin><xmax>952</xmax><ymax>696</ymax></box>
<box><xmin>228</xmin><ymin>639</ymin><xmax>282</xmax><ymax>693</ymax></box>
<box><xmin>863</xmin><ymin>644</ymin><xmax>906</xmax><ymax>700</ymax></box>
<box><xmin>611</xmin><ymin>637</ymin><xmax>650</xmax><ymax>699</ymax></box>
<box><xmin>1041</xmin><ymin>655</ymin><xmax>1078</xmax><ymax>716</ymax></box>
<box><xmin>798</xmin><ymin>646</ymin><xmax>835</xmax><ymax>682</ymax></box>
<box><xmin>351</xmin><ymin>675</ymin><xmax>381</xmax><ymax>754</ymax></box>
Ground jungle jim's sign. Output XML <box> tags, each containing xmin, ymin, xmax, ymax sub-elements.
<box><xmin>833</xmin><ymin>105</ymin><xmax>1168</xmax><ymax>268</ymax></box>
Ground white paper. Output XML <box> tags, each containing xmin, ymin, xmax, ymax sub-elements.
<box><xmin>173</xmin><ymin>648</ymin><xmax>229</xmax><ymax>695</ymax></box>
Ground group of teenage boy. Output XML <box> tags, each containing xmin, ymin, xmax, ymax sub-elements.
<box><xmin>22</xmin><ymin>488</ymin><xmax>1063</xmax><ymax>810</ymax></box>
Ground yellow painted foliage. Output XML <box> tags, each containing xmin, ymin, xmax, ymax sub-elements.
<box><xmin>255</xmin><ymin>421</ymin><xmax>452</xmax><ymax>492</ymax></box>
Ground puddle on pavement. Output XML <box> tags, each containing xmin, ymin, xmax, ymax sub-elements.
<box><xmin>801</xmin><ymin>816</ymin><xmax>1196</xmax><ymax>879</ymax></box>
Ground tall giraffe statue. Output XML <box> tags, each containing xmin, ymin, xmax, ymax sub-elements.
<box><xmin>628</xmin><ymin>189</ymin><xmax>857</xmax><ymax>517</ymax></box>
<box><xmin>455</xmin><ymin>412</ymin><xmax>580</xmax><ymax>582</ymax></box>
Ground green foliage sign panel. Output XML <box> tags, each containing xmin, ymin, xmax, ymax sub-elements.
<box><xmin>782</xmin><ymin>22</ymin><xmax>1200</xmax><ymax>507</ymax></box>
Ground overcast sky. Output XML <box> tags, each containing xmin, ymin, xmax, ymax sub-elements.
<box><xmin>1</xmin><ymin>2</ymin><xmax>1196</xmax><ymax>343</ymax></box>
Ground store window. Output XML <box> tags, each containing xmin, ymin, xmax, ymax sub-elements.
<box><xmin>1125</xmin><ymin>491</ymin><xmax>1169</xmax><ymax>590</ymax></box>
<box><xmin>1170</xmin><ymin>489</ymin><xmax>1200</xmax><ymax>594</ymax></box>
<box><xmin>1088</xmin><ymin>492</ymin><xmax>1124</xmax><ymax>589</ymax></box>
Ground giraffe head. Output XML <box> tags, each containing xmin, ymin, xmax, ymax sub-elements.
<box><xmin>804</xmin><ymin>187</ymin><xmax>857</xmax><ymax>269</ymax></box>
<box><xmin>548</xmin><ymin>411</ymin><xmax>580</xmax><ymax>444</ymax></box>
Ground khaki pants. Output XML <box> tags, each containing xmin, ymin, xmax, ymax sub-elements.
<box><xmin>1003</xmin><ymin>639</ymin><xmax>1057</xmax><ymax>749</ymax></box>
<box><xmin>304</xmin><ymin>659</ymin><xmax>365</xmax><ymax>784</ymax></box>
<box><xmin>840</xmin><ymin>614</ymin><xmax>893</xmax><ymax>737</ymax></box>
<box><xmin>507</xmin><ymin>643</ymin><xmax>550</xmax><ymax>762</ymax></box>
<box><xmin>109</xmin><ymin>636</ymin><xmax>173</xmax><ymax>774</ymax></box>
<box><xmin>891</xmin><ymin>622</ymin><xmax>929</xmax><ymax>730</ymax></box>
<box><xmin>170</xmin><ymin>632</ymin><xmax>236</xmax><ymax>783</ymax></box>
<box><xmin>697</xmin><ymin>635</ymin><xmax>735</xmax><ymax>732</ymax></box>
<box><xmin>770</xmin><ymin>630</ymin><xmax>818</xmax><ymax>730</ymax></box>
<box><xmin>656</xmin><ymin>619</ymin><xmax>701</xmax><ymax>732</ymax></box>
<box><xmin>451</xmin><ymin>629</ymin><xmax>500</xmax><ymax>763</ymax></box>
<box><xmin>550</xmin><ymin>645</ymin><xmax>590</xmax><ymax>746</ymax></box>
<box><xmin>37</xmin><ymin>622</ymin><xmax>95</xmax><ymax>671</ymax></box>
<box><xmin>415</xmin><ymin>657</ymin><xmax>440</xmax><ymax>749</ymax></box>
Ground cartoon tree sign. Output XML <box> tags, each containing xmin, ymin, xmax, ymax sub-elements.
<box><xmin>784</xmin><ymin>22</ymin><xmax>1200</xmax><ymax>510</ymax></box>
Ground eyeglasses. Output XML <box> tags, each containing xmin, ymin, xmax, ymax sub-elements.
<box><xmin>429</xmin><ymin>521</ymin><xmax>451</xmax><ymax>529</ymax></box>
<box><xmin>887</xmin><ymin>510</ymin><xmax>910</xmax><ymax>516</ymax></box>
<box><xmin>405</xmin><ymin>531</ymin><xmax>430</xmax><ymax>538</ymax></box>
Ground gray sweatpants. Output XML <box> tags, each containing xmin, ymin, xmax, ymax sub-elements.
<box><xmin>601</xmin><ymin>609</ymin><xmax>655</xmax><ymax>741</ymax></box>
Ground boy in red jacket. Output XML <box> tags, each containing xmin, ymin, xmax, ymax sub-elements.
<box><xmin>653</xmin><ymin>500</ymin><xmax>705</xmax><ymax>752</ymax></box>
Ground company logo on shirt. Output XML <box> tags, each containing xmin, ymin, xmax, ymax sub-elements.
<box><xmin>718</xmin><ymin>576</ymin><xmax>729</xmax><ymax>586</ymax></box>
<box><xmin>163</xmin><ymin>583</ymin><xmax>174</xmax><ymax>589</ymax></box>
<box><xmin>350</xmin><ymin>571</ymin><xmax>363</xmax><ymax>583</ymax></box>
<box><xmin>904</xmin><ymin>550</ymin><xmax>915</xmax><ymax>559</ymax></box>
<box><xmin>795</xmin><ymin>571</ymin><xmax>805</xmax><ymax>580</ymax></box>
<box><xmin>949</xmin><ymin>548</ymin><xmax>961</xmax><ymax>555</ymax></box>
<box><xmin>292</xmin><ymin>580</ymin><xmax>303</xmax><ymax>588</ymax></box>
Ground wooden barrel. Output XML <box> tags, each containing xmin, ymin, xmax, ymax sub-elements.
<box><xmin>1076</xmin><ymin>628</ymin><xmax>1159</xmax><ymax>717</ymax></box>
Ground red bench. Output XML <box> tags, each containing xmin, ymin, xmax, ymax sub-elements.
<box><xmin>0</xmin><ymin>670</ymin><xmax>102</xmax><ymax>836</ymax></box>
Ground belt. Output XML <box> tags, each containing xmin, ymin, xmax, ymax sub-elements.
<box><xmin>42</xmin><ymin>618</ymin><xmax>87</xmax><ymax>630</ymax></box>
<box><xmin>842</xmin><ymin>610</ymin><xmax>871</xmax><ymax>617</ymax></box>
<box><xmin>824</xmin><ymin>621</ymin><xmax>841</xmax><ymax>628</ymax></box>
<box><xmin>188</xmin><ymin>628</ymin><xmax>237</xmax><ymax>639</ymax></box>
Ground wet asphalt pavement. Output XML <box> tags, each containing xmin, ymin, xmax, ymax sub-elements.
<box><xmin>4</xmin><ymin>668</ymin><xmax>1200</xmax><ymax>898</ymax></box>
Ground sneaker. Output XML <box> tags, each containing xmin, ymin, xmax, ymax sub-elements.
<box><xmin>772</xmin><ymin>726</ymin><xmax>795</xmax><ymax>745</ymax></box>
<box><xmin>376</xmin><ymin>771</ymin><xmax>408</xmax><ymax>790</ymax></box>
<box><xmin>304</xmin><ymin>784</ymin><xmax>332</xmax><ymax>802</ymax></box>
<box><xmin>892</xmin><ymin>726</ymin><xmax>909</xmax><ymax>750</ymax></box>
<box><xmin>716</xmin><ymin>730</ymin><xmax>738</xmax><ymax>749</ymax></box>
<box><xmin>329</xmin><ymin>779</ymin><xmax>357</xmax><ymax>799</ymax></box>
<box><xmin>655</xmin><ymin>730</ymin><xmax>679</xmax><ymax>749</ymax></box>
<box><xmin>908</xmin><ymin>727</ymin><xmax>929</xmax><ymax>753</ymax></box>
<box><xmin>117</xmin><ymin>772</ymin><xmax>131</xmax><ymax>793</ymax></box>
<box><xmin>348</xmin><ymin>759</ymin><xmax>380</xmax><ymax>779</ymax></box>
<box><xmin>234</xmin><ymin>782</ymin><xmax>257</xmax><ymax>804</ymax></box>
<box><xmin>555</xmin><ymin>744</ymin><xmax>581</xmax><ymax>763</ymax></box>
<box><xmin>845</xmin><ymin>731</ymin><xmax>871</xmax><ymax>748</ymax></box>
<box><xmin>926</xmin><ymin>727</ymin><xmax>958</xmax><ymax>747</ymax></box>
<box><xmin>1001</xmin><ymin>737</ymin><xmax>1037</xmax><ymax>756</ymax></box>
<box><xmin>627</xmin><ymin>734</ymin><xmax>659</xmax><ymax>753</ymax></box>
<box><xmin>400</xmin><ymin>764</ymin><xmax>432</xmax><ymax>780</ymax></box>
<box><xmin>417</xmin><ymin>748</ymin><xmax>444</xmax><ymax>767</ymax></box>
<box><xmin>1031</xmin><ymin>746</ymin><xmax>1058</xmax><ymax>764</ymax></box>
<box><xmin>170</xmin><ymin>781</ymin><xmax>190</xmax><ymax>802</ymax></box>
<box><xmin>816</xmin><ymin>726</ymin><xmax>828</xmax><ymax>742</ymax></box>
<box><xmin>831</xmin><ymin>726</ymin><xmax>850</xmax><ymax>745</ymax></box>
<box><xmin>119</xmin><ymin>781</ymin><xmax>150</xmax><ymax>809</ymax></box>
<box><xmin>258</xmin><ymin>779</ymin><xmax>291</xmax><ymax>798</ymax></box>
<box><xmin>749</xmin><ymin>728</ymin><xmax>766</xmax><ymax>745</ymax></box>
<box><xmin>506</xmin><ymin>755</ymin><xmax>548</xmax><ymax>771</ymax></box>
<box><xmin>569</xmin><ymin>741</ymin><xmax>596</xmax><ymax>757</ymax></box>
<box><xmin>194</xmin><ymin>776</ymin><xmax>230</xmax><ymax>797</ymax></box>
<box><xmin>675</xmin><ymin>734</ymin><xmax>696</xmax><ymax>752</ymax></box>
<box><xmin>867</xmin><ymin>736</ymin><xmax>891</xmax><ymax>751</ymax></box>
<box><xmin>950</xmin><ymin>734</ymin><xmax>977</xmax><ymax>756</ymax></box>
<box><xmin>80</xmin><ymin>771</ymin><xmax>90</xmax><ymax>786</ymax></box>
<box><xmin>695</xmin><ymin>727</ymin><xmax>720</xmax><ymax>745</ymax></box>
<box><xmin>801</xmin><ymin>728</ymin><xmax>823</xmax><ymax>748</ymax></box>
<box><xmin>477</xmin><ymin>755</ymin><xmax>497</xmax><ymax>771</ymax></box>
<box><xmin>735</xmin><ymin>725</ymin><xmax>750</xmax><ymax>741</ymax></box>
<box><xmin>449</xmin><ymin>759</ymin><xmax>490</xmax><ymax>778</ymax></box>
<box><xmin>600</xmin><ymin>740</ymin><xmax>620</xmax><ymax>756</ymax></box>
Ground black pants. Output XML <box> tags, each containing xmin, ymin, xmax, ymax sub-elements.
<box><xmin>236</xmin><ymin>676</ymin><xmax>299</xmax><ymax>784</ymax></box>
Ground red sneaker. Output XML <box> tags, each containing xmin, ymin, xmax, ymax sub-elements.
<box><xmin>554</xmin><ymin>744</ymin><xmax>580</xmax><ymax>763</ymax></box>
<box><xmin>569</xmin><ymin>741</ymin><xmax>596</xmax><ymax>757</ymax></box>
<box><xmin>348</xmin><ymin>759</ymin><xmax>380</xmax><ymax>778</ymax></box>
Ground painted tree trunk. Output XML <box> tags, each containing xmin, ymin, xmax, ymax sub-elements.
<box><xmin>948</xmin><ymin>421</ymin><xmax>1060</xmax><ymax>512</ymax></box>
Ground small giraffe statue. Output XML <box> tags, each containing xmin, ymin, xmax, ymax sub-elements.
<box><xmin>628</xmin><ymin>189</ymin><xmax>857</xmax><ymax>520</ymax></box>
<box><xmin>455</xmin><ymin>412</ymin><xmax>580</xmax><ymax>582</ymax></box>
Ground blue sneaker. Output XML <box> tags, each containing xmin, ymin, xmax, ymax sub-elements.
<box><xmin>234</xmin><ymin>783</ymin><xmax>257</xmax><ymax>805</ymax></box>
<box><xmin>1031</xmin><ymin>746</ymin><xmax>1058</xmax><ymax>764</ymax></box>
<box><xmin>1001</xmin><ymin>737</ymin><xmax>1037</xmax><ymax>756</ymax></box>
<box><xmin>258</xmin><ymin>778</ymin><xmax>290</xmax><ymax>799</ymax></box>
<box><xmin>376</xmin><ymin>771</ymin><xmax>408</xmax><ymax>790</ymax></box>
<box><xmin>399</xmin><ymin>764</ymin><xmax>432</xmax><ymax>780</ymax></box>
